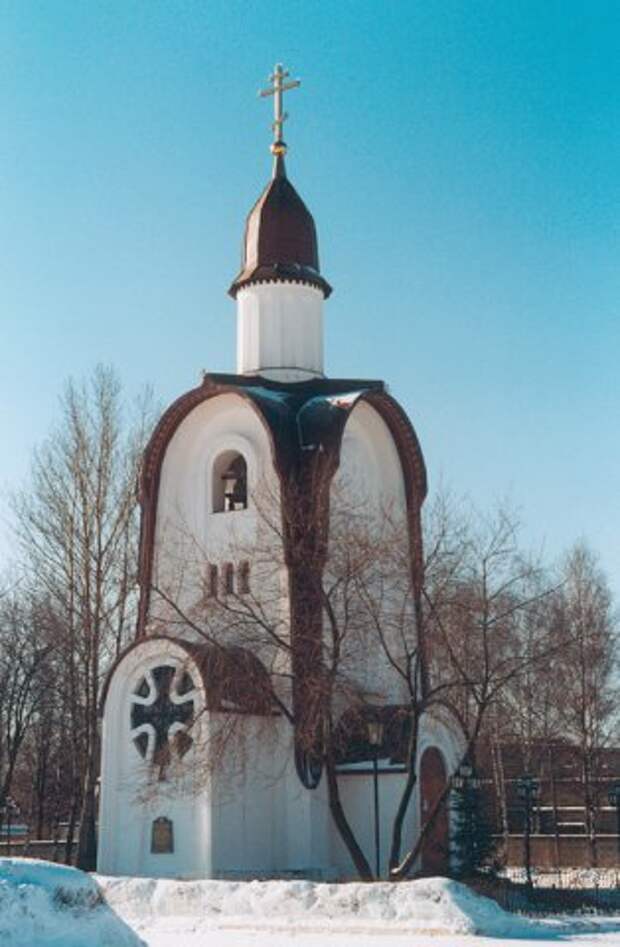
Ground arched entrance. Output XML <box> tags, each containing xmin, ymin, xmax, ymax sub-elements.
<box><xmin>420</xmin><ymin>746</ymin><xmax>450</xmax><ymax>875</ymax></box>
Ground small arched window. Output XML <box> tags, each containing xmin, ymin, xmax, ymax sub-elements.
<box><xmin>212</xmin><ymin>451</ymin><xmax>248</xmax><ymax>513</ymax></box>
<box><xmin>205</xmin><ymin>564</ymin><xmax>218</xmax><ymax>598</ymax></box>
<box><xmin>223</xmin><ymin>562</ymin><xmax>234</xmax><ymax>596</ymax></box>
<box><xmin>238</xmin><ymin>561</ymin><xmax>250</xmax><ymax>595</ymax></box>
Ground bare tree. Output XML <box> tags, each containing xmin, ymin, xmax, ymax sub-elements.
<box><xmin>10</xmin><ymin>366</ymin><xmax>151</xmax><ymax>868</ymax></box>
<box><xmin>549</xmin><ymin>543</ymin><xmax>618</xmax><ymax>865</ymax></box>
<box><xmin>0</xmin><ymin>587</ymin><xmax>52</xmax><ymax>825</ymax></box>
<box><xmin>149</xmin><ymin>480</ymin><xmax>385</xmax><ymax>880</ymax></box>
<box><xmin>145</xmin><ymin>480</ymin><xmax>611</xmax><ymax>882</ymax></box>
<box><xmin>387</xmin><ymin>496</ymin><xmax>563</xmax><ymax>879</ymax></box>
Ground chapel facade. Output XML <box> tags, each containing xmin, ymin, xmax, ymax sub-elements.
<box><xmin>97</xmin><ymin>65</ymin><xmax>463</xmax><ymax>881</ymax></box>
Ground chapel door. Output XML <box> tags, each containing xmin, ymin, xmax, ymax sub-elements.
<box><xmin>420</xmin><ymin>746</ymin><xmax>449</xmax><ymax>875</ymax></box>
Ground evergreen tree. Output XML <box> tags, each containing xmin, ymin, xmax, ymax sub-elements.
<box><xmin>451</xmin><ymin>776</ymin><xmax>497</xmax><ymax>877</ymax></box>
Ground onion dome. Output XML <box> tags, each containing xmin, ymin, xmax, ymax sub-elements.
<box><xmin>229</xmin><ymin>153</ymin><xmax>332</xmax><ymax>299</ymax></box>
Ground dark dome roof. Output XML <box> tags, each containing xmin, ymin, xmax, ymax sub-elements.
<box><xmin>229</xmin><ymin>155</ymin><xmax>332</xmax><ymax>299</ymax></box>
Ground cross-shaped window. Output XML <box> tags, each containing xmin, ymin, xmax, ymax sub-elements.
<box><xmin>130</xmin><ymin>665</ymin><xmax>197</xmax><ymax>769</ymax></box>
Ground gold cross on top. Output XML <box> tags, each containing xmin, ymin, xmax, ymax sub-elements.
<box><xmin>259</xmin><ymin>63</ymin><xmax>300</xmax><ymax>156</ymax></box>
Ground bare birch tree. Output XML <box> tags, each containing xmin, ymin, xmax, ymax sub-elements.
<box><xmin>0</xmin><ymin>588</ymin><xmax>52</xmax><ymax>828</ymax></box>
<box><xmin>10</xmin><ymin>366</ymin><xmax>151</xmax><ymax>868</ymax></box>
<box><xmin>386</xmin><ymin>496</ymin><xmax>564</xmax><ymax>879</ymax></box>
<box><xmin>549</xmin><ymin>543</ymin><xmax>618</xmax><ymax>865</ymax></box>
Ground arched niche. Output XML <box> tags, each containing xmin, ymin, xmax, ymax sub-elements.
<box><xmin>212</xmin><ymin>450</ymin><xmax>248</xmax><ymax>513</ymax></box>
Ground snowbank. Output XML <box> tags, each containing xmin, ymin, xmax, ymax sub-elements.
<box><xmin>98</xmin><ymin>874</ymin><xmax>541</xmax><ymax>938</ymax></box>
<box><xmin>0</xmin><ymin>858</ymin><xmax>144</xmax><ymax>947</ymax></box>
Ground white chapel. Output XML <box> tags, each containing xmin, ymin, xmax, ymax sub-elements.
<box><xmin>98</xmin><ymin>64</ymin><xmax>464</xmax><ymax>881</ymax></box>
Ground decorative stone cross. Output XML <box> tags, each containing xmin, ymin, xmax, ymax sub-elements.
<box><xmin>259</xmin><ymin>62</ymin><xmax>300</xmax><ymax>155</ymax></box>
<box><xmin>131</xmin><ymin>665</ymin><xmax>194</xmax><ymax>761</ymax></box>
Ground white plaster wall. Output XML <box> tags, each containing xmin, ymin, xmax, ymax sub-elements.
<box><xmin>99</xmin><ymin>642</ymin><xmax>338</xmax><ymax>881</ymax></box>
<box><xmin>152</xmin><ymin>393</ymin><xmax>279</xmax><ymax>626</ymax></box>
<box><xmin>334</xmin><ymin>400</ymin><xmax>406</xmax><ymax>514</ymax></box>
<box><xmin>236</xmin><ymin>282</ymin><xmax>324</xmax><ymax>380</ymax></box>
<box><xmin>330</xmin><ymin>770</ymin><xmax>412</xmax><ymax>879</ymax></box>
<box><xmin>329</xmin><ymin>400</ymin><xmax>411</xmax><ymax>703</ymax></box>
<box><xmin>98</xmin><ymin>638</ymin><xmax>212</xmax><ymax>879</ymax></box>
<box><xmin>280</xmin><ymin>755</ymin><xmax>334</xmax><ymax>878</ymax></box>
<box><xmin>209</xmin><ymin>719</ymin><xmax>336</xmax><ymax>878</ymax></box>
<box><xmin>330</xmin><ymin>708</ymin><xmax>464</xmax><ymax>880</ymax></box>
<box><xmin>209</xmin><ymin>714</ymin><xmax>286</xmax><ymax>876</ymax></box>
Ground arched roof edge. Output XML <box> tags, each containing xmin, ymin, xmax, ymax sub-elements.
<box><xmin>100</xmin><ymin>634</ymin><xmax>200</xmax><ymax>716</ymax></box>
<box><xmin>136</xmin><ymin>380</ymin><xmax>284</xmax><ymax>638</ymax></box>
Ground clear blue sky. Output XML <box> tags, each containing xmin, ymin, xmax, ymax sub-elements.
<box><xmin>1</xmin><ymin>1</ymin><xmax>618</xmax><ymax>594</ymax></box>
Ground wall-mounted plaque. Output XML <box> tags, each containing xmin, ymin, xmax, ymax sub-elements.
<box><xmin>151</xmin><ymin>816</ymin><xmax>174</xmax><ymax>854</ymax></box>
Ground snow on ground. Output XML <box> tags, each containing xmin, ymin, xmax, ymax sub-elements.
<box><xmin>98</xmin><ymin>874</ymin><xmax>620</xmax><ymax>946</ymax></box>
<box><xmin>134</xmin><ymin>928</ymin><xmax>620</xmax><ymax>947</ymax></box>
<box><xmin>0</xmin><ymin>858</ymin><xmax>144</xmax><ymax>947</ymax></box>
<box><xmin>99</xmin><ymin>874</ymin><xmax>540</xmax><ymax>938</ymax></box>
<box><xmin>2</xmin><ymin>858</ymin><xmax>620</xmax><ymax>947</ymax></box>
